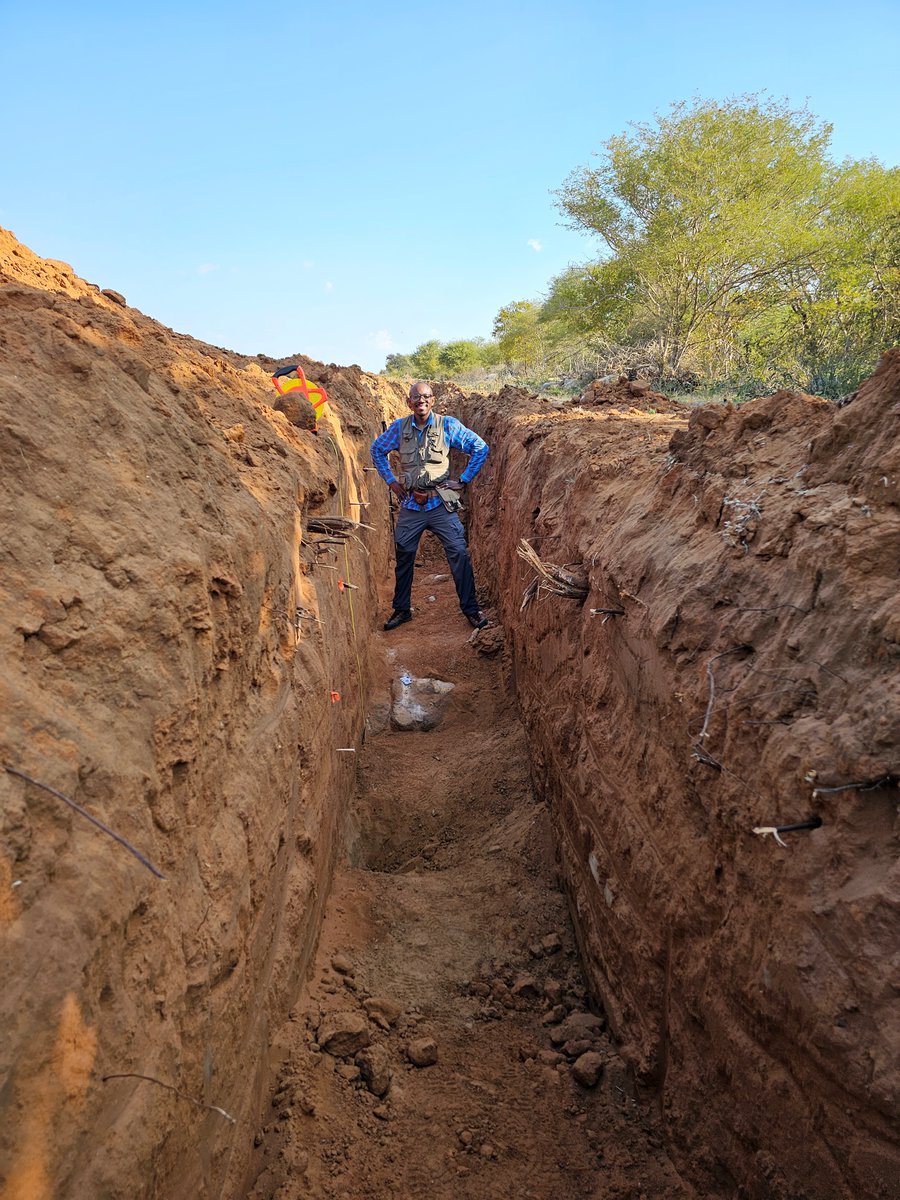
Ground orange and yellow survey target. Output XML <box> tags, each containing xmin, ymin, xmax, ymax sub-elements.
<box><xmin>270</xmin><ymin>364</ymin><xmax>328</xmax><ymax>430</ymax></box>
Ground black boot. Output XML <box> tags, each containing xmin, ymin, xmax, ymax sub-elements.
<box><xmin>384</xmin><ymin>609</ymin><xmax>412</xmax><ymax>630</ymax></box>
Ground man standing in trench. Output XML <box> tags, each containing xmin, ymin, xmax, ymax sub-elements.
<box><xmin>371</xmin><ymin>381</ymin><xmax>489</xmax><ymax>631</ymax></box>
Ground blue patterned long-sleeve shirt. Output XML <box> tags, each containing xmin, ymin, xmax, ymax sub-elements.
<box><xmin>370</xmin><ymin>414</ymin><xmax>489</xmax><ymax>511</ymax></box>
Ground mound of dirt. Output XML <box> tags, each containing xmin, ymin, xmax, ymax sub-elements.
<box><xmin>807</xmin><ymin>347</ymin><xmax>900</xmax><ymax>503</ymax></box>
<box><xmin>579</xmin><ymin>374</ymin><xmax>683</xmax><ymax>414</ymax></box>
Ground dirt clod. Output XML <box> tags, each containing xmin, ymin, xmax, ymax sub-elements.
<box><xmin>405</xmin><ymin>1037</ymin><xmax>438</xmax><ymax>1067</ymax></box>
<box><xmin>355</xmin><ymin>1045</ymin><xmax>392</xmax><ymax>1096</ymax></box>
<box><xmin>363</xmin><ymin>997</ymin><xmax>403</xmax><ymax>1026</ymax></box>
<box><xmin>317</xmin><ymin>1013</ymin><xmax>371</xmax><ymax>1058</ymax></box>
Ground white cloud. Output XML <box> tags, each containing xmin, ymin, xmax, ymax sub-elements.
<box><xmin>371</xmin><ymin>329</ymin><xmax>397</xmax><ymax>351</ymax></box>
<box><xmin>527</xmin><ymin>239</ymin><xmax>542</xmax><ymax>252</ymax></box>
<box><xmin>197</xmin><ymin>263</ymin><xmax>220</xmax><ymax>274</ymax></box>
<box><xmin>324</xmin><ymin>281</ymin><xmax>334</xmax><ymax>293</ymax></box>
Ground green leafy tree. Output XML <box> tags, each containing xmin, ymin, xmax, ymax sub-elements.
<box><xmin>542</xmin><ymin>261</ymin><xmax>638</xmax><ymax>341</ymax></box>
<box><xmin>384</xmin><ymin>351</ymin><xmax>414</xmax><ymax>376</ymax></box>
<box><xmin>492</xmin><ymin>301</ymin><xmax>548</xmax><ymax>371</ymax></box>
<box><xmin>437</xmin><ymin>339</ymin><xmax>483</xmax><ymax>375</ymax></box>
<box><xmin>555</xmin><ymin>95</ymin><xmax>832</xmax><ymax>375</ymax></box>
<box><xmin>384</xmin><ymin>337</ymin><xmax>497</xmax><ymax>381</ymax></box>
<box><xmin>729</xmin><ymin>159</ymin><xmax>900</xmax><ymax>395</ymax></box>
<box><xmin>409</xmin><ymin>339</ymin><xmax>442</xmax><ymax>377</ymax></box>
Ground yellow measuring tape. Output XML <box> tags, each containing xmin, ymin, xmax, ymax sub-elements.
<box><xmin>324</xmin><ymin>433</ymin><xmax>365</xmax><ymax>696</ymax></box>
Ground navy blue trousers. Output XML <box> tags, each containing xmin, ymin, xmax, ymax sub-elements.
<box><xmin>392</xmin><ymin>504</ymin><xmax>479</xmax><ymax>617</ymax></box>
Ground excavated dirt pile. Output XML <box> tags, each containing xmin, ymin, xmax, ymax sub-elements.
<box><xmin>1</xmin><ymin>230</ymin><xmax>898</xmax><ymax>1200</ymax></box>
<box><xmin>578</xmin><ymin>375</ymin><xmax>682</xmax><ymax>415</ymax></box>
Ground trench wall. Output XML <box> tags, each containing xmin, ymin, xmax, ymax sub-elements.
<box><xmin>461</xmin><ymin>367</ymin><xmax>899</xmax><ymax>1200</ymax></box>
<box><xmin>3</xmin><ymin>225</ymin><xmax>898</xmax><ymax>1200</ymax></box>
<box><xmin>0</xmin><ymin>230</ymin><xmax>404</xmax><ymax>1199</ymax></box>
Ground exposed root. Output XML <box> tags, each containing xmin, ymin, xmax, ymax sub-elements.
<box><xmin>307</xmin><ymin>516</ymin><xmax>374</xmax><ymax>535</ymax></box>
<box><xmin>517</xmin><ymin>539</ymin><xmax>589</xmax><ymax>607</ymax></box>
<box><xmin>102</xmin><ymin>1074</ymin><xmax>235</xmax><ymax>1123</ymax></box>
<box><xmin>3</xmin><ymin>764</ymin><xmax>166</xmax><ymax>880</ymax></box>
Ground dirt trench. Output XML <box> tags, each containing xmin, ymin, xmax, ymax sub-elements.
<box><xmin>2</xmin><ymin>230</ymin><xmax>898</xmax><ymax>1200</ymax></box>
<box><xmin>242</xmin><ymin>553</ymin><xmax>693</xmax><ymax>1200</ymax></box>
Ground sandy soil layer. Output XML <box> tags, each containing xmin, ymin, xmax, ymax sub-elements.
<box><xmin>244</xmin><ymin>568</ymin><xmax>694</xmax><ymax>1199</ymax></box>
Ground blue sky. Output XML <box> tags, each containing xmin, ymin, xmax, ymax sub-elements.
<box><xmin>2</xmin><ymin>0</ymin><xmax>898</xmax><ymax>372</ymax></box>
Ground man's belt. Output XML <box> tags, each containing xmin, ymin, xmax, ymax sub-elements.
<box><xmin>411</xmin><ymin>482</ymin><xmax>463</xmax><ymax>510</ymax></box>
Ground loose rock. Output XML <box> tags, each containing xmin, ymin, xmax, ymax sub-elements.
<box><xmin>317</xmin><ymin>1012</ymin><xmax>371</xmax><ymax>1058</ymax></box>
<box><xmin>572</xmin><ymin>1051</ymin><xmax>605</xmax><ymax>1088</ymax></box>
<box><xmin>555</xmin><ymin>1010</ymin><xmax>604</xmax><ymax>1043</ymax></box>
<box><xmin>563</xmin><ymin>1039</ymin><xmax>595</xmax><ymax>1060</ymax></box>
<box><xmin>543</xmin><ymin>979</ymin><xmax>564</xmax><ymax>1005</ymax></box>
<box><xmin>356</xmin><ymin>1044</ymin><xmax>392</xmax><ymax>1097</ymax></box>
<box><xmin>511</xmin><ymin>973</ymin><xmax>541</xmax><ymax>1000</ymax></box>
<box><xmin>406</xmin><ymin>1037</ymin><xmax>438</xmax><ymax>1067</ymax></box>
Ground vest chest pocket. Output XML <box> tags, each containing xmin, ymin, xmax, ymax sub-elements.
<box><xmin>425</xmin><ymin>431</ymin><xmax>445</xmax><ymax>461</ymax></box>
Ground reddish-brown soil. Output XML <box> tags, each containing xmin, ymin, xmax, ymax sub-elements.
<box><xmin>461</xmin><ymin>376</ymin><xmax>899</xmax><ymax>1199</ymax></box>
<box><xmin>0</xmin><ymin>228</ymin><xmax>404</xmax><ymax>1198</ymax></box>
<box><xmin>578</xmin><ymin>374</ymin><xmax>682</xmax><ymax>414</ymax></box>
<box><xmin>241</xmin><ymin>569</ymin><xmax>693</xmax><ymax>1199</ymax></box>
<box><xmin>2</xmin><ymin>229</ymin><xmax>898</xmax><ymax>1200</ymax></box>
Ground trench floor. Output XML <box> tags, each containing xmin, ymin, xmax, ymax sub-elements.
<box><xmin>246</xmin><ymin>568</ymin><xmax>693</xmax><ymax>1200</ymax></box>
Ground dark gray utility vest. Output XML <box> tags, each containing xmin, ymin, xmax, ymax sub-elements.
<box><xmin>399</xmin><ymin>414</ymin><xmax>450</xmax><ymax>490</ymax></box>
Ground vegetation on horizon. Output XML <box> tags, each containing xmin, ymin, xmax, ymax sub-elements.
<box><xmin>385</xmin><ymin>95</ymin><xmax>899</xmax><ymax>399</ymax></box>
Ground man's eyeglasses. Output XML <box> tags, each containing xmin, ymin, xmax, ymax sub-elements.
<box><xmin>412</xmin><ymin>392</ymin><xmax>433</xmax><ymax>400</ymax></box>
